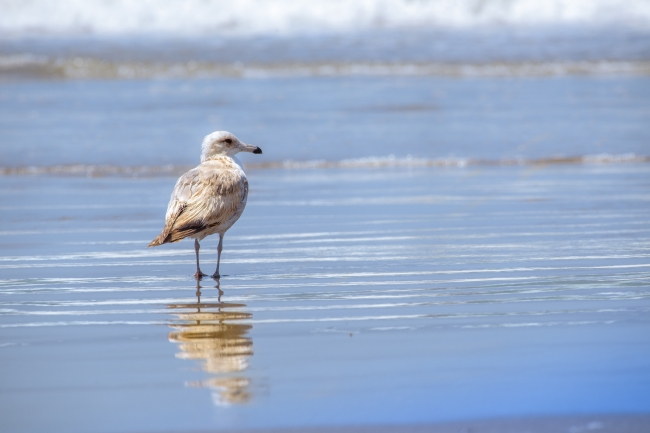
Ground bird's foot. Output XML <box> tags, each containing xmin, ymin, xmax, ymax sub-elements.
<box><xmin>194</xmin><ymin>270</ymin><xmax>208</xmax><ymax>280</ymax></box>
<box><xmin>211</xmin><ymin>272</ymin><xmax>221</xmax><ymax>280</ymax></box>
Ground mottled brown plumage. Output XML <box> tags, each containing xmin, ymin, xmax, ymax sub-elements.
<box><xmin>148</xmin><ymin>158</ymin><xmax>249</xmax><ymax>246</ymax></box>
<box><xmin>148</xmin><ymin>131</ymin><xmax>262</xmax><ymax>279</ymax></box>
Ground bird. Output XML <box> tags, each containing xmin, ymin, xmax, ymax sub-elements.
<box><xmin>148</xmin><ymin>131</ymin><xmax>262</xmax><ymax>279</ymax></box>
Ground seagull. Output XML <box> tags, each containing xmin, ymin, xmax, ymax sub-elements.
<box><xmin>148</xmin><ymin>131</ymin><xmax>262</xmax><ymax>279</ymax></box>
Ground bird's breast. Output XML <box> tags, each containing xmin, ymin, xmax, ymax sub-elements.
<box><xmin>194</xmin><ymin>159</ymin><xmax>248</xmax><ymax>220</ymax></box>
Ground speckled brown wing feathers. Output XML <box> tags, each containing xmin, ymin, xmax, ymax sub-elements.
<box><xmin>148</xmin><ymin>163</ymin><xmax>247</xmax><ymax>246</ymax></box>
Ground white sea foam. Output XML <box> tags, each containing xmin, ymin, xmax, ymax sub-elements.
<box><xmin>1</xmin><ymin>0</ymin><xmax>649</xmax><ymax>36</ymax></box>
<box><xmin>0</xmin><ymin>53</ymin><xmax>47</xmax><ymax>68</ymax></box>
<box><xmin>251</xmin><ymin>154</ymin><xmax>650</xmax><ymax>169</ymax></box>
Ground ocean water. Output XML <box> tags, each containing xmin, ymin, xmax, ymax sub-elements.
<box><xmin>2</xmin><ymin>76</ymin><xmax>650</xmax><ymax>167</ymax></box>
<box><xmin>2</xmin><ymin>0</ymin><xmax>650</xmax><ymax>81</ymax></box>
<box><xmin>1</xmin><ymin>1</ymin><xmax>650</xmax><ymax>432</ymax></box>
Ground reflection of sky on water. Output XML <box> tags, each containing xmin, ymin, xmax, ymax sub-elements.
<box><xmin>0</xmin><ymin>162</ymin><xmax>649</xmax><ymax>431</ymax></box>
<box><xmin>168</xmin><ymin>280</ymin><xmax>253</xmax><ymax>406</ymax></box>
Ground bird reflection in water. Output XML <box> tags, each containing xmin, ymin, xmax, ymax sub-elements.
<box><xmin>167</xmin><ymin>279</ymin><xmax>253</xmax><ymax>406</ymax></box>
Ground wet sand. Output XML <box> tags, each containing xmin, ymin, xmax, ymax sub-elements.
<box><xmin>195</xmin><ymin>414</ymin><xmax>650</xmax><ymax>432</ymax></box>
<box><xmin>1</xmin><ymin>162</ymin><xmax>649</xmax><ymax>432</ymax></box>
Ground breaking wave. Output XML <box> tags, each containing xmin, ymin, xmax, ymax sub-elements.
<box><xmin>1</xmin><ymin>154</ymin><xmax>647</xmax><ymax>177</ymax></box>
<box><xmin>1</xmin><ymin>0</ymin><xmax>650</xmax><ymax>36</ymax></box>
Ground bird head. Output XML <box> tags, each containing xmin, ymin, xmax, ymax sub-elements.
<box><xmin>201</xmin><ymin>131</ymin><xmax>262</xmax><ymax>162</ymax></box>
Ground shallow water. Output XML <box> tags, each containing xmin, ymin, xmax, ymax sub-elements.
<box><xmin>2</xmin><ymin>13</ymin><xmax>650</xmax><ymax>425</ymax></box>
<box><xmin>2</xmin><ymin>76</ymin><xmax>650</xmax><ymax>167</ymax></box>
<box><xmin>1</xmin><ymin>161</ymin><xmax>649</xmax><ymax>432</ymax></box>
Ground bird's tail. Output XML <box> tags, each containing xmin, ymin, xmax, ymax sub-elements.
<box><xmin>148</xmin><ymin>232</ymin><xmax>168</xmax><ymax>248</ymax></box>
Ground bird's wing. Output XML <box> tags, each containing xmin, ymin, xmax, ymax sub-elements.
<box><xmin>148</xmin><ymin>167</ymin><xmax>201</xmax><ymax>246</ymax></box>
<box><xmin>148</xmin><ymin>165</ymin><xmax>247</xmax><ymax>246</ymax></box>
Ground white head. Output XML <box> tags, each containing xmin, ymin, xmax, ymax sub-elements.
<box><xmin>200</xmin><ymin>131</ymin><xmax>262</xmax><ymax>162</ymax></box>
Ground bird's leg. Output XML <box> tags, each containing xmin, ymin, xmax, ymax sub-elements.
<box><xmin>195</xmin><ymin>279</ymin><xmax>202</xmax><ymax>316</ymax></box>
<box><xmin>215</xmin><ymin>279</ymin><xmax>223</xmax><ymax>303</ymax></box>
<box><xmin>212</xmin><ymin>234</ymin><xmax>224</xmax><ymax>279</ymax></box>
<box><xmin>194</xmin><ymin>239</ymin><xmax>208</xmax><ymax>279</ymax></box>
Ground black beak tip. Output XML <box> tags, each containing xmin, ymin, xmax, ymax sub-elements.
<box><xmin>253</xmin><ymin>147</ymin><xmax>263</xmax><ymax>154</ymax></box>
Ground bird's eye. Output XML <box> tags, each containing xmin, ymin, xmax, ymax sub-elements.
<box><xmin>224</xmin><ymin>138</ymin><xmax>232</xmax><ymax>144</ymax></box>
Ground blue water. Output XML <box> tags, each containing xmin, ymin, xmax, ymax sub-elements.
<box><xmin>0</xmin><ymin>38</ymin><xmax>650</xmax><ymax>431</ymax></box>
<box><xmin>1</xmin><ymin>76</ymin><xmax>649</xmax><ymax>167</ymax></box>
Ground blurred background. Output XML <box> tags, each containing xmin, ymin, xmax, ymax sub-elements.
<box><xmin>1</xmin><ymin>0</ymin><xmax>650</xmax><ymax>167</ymax></box>
<box><xmin>1</xmin><ymin>2</ymin><xmax>650</xmax><ymax>433</ymax></box>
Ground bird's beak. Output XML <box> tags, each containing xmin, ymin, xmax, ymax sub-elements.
<box><xmin>240</xmin><ymin>143</ymin><xmax>263</xmax><ymax>154</ymax></box>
